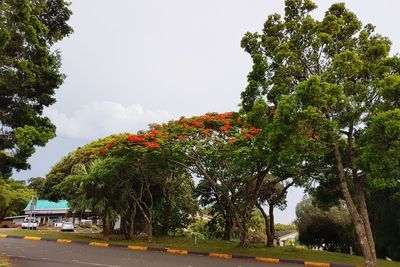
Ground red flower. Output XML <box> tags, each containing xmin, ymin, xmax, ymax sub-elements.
<box><xmin>127</xmin><ymin>135</ymin><xmax>145</xmax><ymax>143</ymax></box>
<box><xmin>178</xmin><ymin>117</ymin><xmax>186</xmax><ymax>124</ymax></box>
<box><xmin>148</xmin><ymin>129</ymin><xmax>160</xmax><ymax>136</ymax></box>
<box><xmin>251</xmin><ymin>127</ymin><xmax>262</xmax><ymax>134</ymax></box>
<box><xmin>99</xmin><ymin>147</ymin><xmax>107</xmax><ymax>155</ymax></box>
<box><xmin>228</xmin><ymin>137</ymin><xmax>237</xmax><ymax>143</ymax></box>
<box><xmin>202</xmin><ymin>129</ymin><xmax>213</xmax><ymax>135</ymax></box>
<box><xmin>178</xmin><ymin>135</ymin><xmax>185</xmax><ymax>140</ymax></box>
<box><xmin>145</xmin><ymin>142</ymin><xmax>159</xmax><ymax>149</ymax></box>
<box><xmin>191</xmin><ymin>120</ymin><xmax>204</xmax><ymax>127</ymax></box>
<box><xmin>244</xmin><ymin>133</ymin><xmax>253</xmax><ymax>139</ymax></box>
<box><xmin>220</xmin><ymin>125</ymin><xmax>230</xmax><ymax>133</ymax></box>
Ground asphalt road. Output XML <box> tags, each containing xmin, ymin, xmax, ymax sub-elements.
<box><xmin>0</xmin><ymin>238</ymin><xmax>297</xmax><ymax>267</ymax></box>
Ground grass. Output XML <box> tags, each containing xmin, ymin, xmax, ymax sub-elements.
<box><xmin>0</xmin><ymin>257</ymin><xmax>9</xmax><ymax>267</ymax></box>
<box><xmin>5</xmin><ymin>229</ymin><xmax>400</xmax><ymax>267</ymax></box>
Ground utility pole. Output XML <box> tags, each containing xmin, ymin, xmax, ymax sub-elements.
<box><xmin>29</xmin><ymin>197</ymin><xmax>37</xmax><ymax>230</ymax></box>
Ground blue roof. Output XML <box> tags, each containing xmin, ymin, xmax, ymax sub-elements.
<box><xmin>24</xmin><ymin>200</ymin><xmax>69</xmax><ymax>210</ymax></box>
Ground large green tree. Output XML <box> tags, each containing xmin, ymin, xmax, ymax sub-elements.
<box><xmin>0</xmin><ymin>179</ymin><xmax>34</xmax><ymax>223</ymax></box>
<box><xmin>240</xmin><ymin>0</ymin><xmax>399</xmax><ymax>265</ymax></box>
<box><xmin>0</xmin><ymin>0</ymin><xmax>72</xmax><ymax>178</ymax></box>
<box><xmin>296</xmin><ymin>197</ymin><xmax>357</xmax><ymax>253</ymax></box>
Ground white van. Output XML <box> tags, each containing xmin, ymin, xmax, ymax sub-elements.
<box><xmin>21</xmin><ymin>218</ymin><xmax>38</xmax><ymax>230</ymax></box>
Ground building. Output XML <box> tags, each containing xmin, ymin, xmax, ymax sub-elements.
<box><xmin>1</xmin><ymin>215</ymin><xmax>27</xmax><ymax>227</ymax></box>
<box><xmin>24</xmin><ymin>200</ymin><xmax>69</xmax><ymax>225</ymax></box>
<box><xmin>275</xmin><ymin>231</ymin><xmax>298</xmax><ymax>246</ymax></box>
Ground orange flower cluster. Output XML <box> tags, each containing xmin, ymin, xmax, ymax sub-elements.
<box><xmin>202</xmin><ymin>129</ymin><xmax>213</xmax><ymax>135</ymax></box>
<box><xmin>244</xmin><ymin>133</ymin><xmax>253</xmax><ymax>139</ymax></box>
<box><xmin>127</xmin><ymin>135</ymin><xmax>145</xmax><ymax>143</ymax></box>
<box><xmin>145</xmin><ymin>142</ymin><xmax>159</xmax><ymax>149</ymax></box>
<box><xmin>228</xmin><ymin>137</ymin><xmax>237</xmax><ymax>143</ymax></box>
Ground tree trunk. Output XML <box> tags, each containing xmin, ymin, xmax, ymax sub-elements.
<box><xmin>160</xmin><ymin>192</ymin><xmax>172</xmax><ymax>236</ymax></box>
<box><xmin>257</xmin><ymin>203</ymin><xmax>272</xmax><ymax>246</ymax></box>
<box><xmin>127</xmin><ymin>205</ymin><xmax>136</xmax><ymax>240</ymax></box>
<box><xmin>333</xmin><ymin>144</ymin><xmax>376</xmax><ymax>267</ymax></box>
<box><xmin>268</xmin><ymin>203</ymin><xmax>275</xmax><ymax>247</ymax></box>
<box><xmin>358</xmin><ymin>185</ymin><xmax>377</xmax><ymax>262</ymax></box>
<box><xmin>238</xmin><ymin>212</ymin><xmax>251</xmax><ymax>247</ymax></box>
<box><xmin>146</xmin><ymin>216</ymin><xmax>153</xmax><ymax>243</ymax></box>
<box><xmin>102</xmin><ymin>216</ymin><xmax>110</xmax><ymax>240</ymax></box>
<box><xmin>121</xmin><ymin>214</ymin><xmax>127</xmax><ymax>239</ymax></box>
<box><xmin>222</xmin><ymin>217</ymin><xmax>234</xmax><ymax>241</ymax></box>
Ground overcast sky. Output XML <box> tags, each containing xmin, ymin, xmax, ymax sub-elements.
<box><xmin>14</xmin><ymin>0</ymin><xmax>400</xmax><ymax>223</ymax></box>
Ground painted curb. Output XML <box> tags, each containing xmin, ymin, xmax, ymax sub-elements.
<box><xmin>23</xmin><ymin>236</ymin><xmax>41</xmax><ymax>241</ymax></box>
<box><xmin>167</xmin><ymin>249</ymin><xmax>188</xmax><ymax>255</ymax></box>
<box><xmin>89</xmin><ymin>242</ymin><xmax>109</xmax><ymax>247</ymax></box>
<box><xmin>255</xmin><ymin>257</ymin><xmax>280</xmax><ymax>263</ymax></box>
<box><xmin>209</xmin><ymin>252</ymin><xmax>232</xmax><ymax>259</ymax></box>
<box><xmin>57</xmin><ymin>239</ymin><xmax>72</xmax><ymax>244</ymax></box>
<box><xmin>128</xmin><ymin>245</ymin><xmax>148</xmax><ymax>251</ymax></box>
<box><xmin>0</xmin><ymin>235</ymin><xmax>360</xmax><ymax>267</ymax></box>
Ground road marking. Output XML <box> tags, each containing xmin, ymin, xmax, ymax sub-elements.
<box><xmin>305</xmin><ymin>262</ymin><xmax>330</xmax><ymax>267</ymax></box>
<box><xmin>127</xmin><ymin>245</ymin><xmax>148</xmax><ymax>251</ymax></box>
<box><xmin>0</xmin><ymin>234</ymin><xmax>7</xmax><ymax>238</ymax></box>
<box><xmin>89</xmin><ymin>242</ymin><xmax>109</xmax><ymax>247</ymax></box>
<box><xmin>57</xmin><ymin>239</ymin><xmax>72</xmax><ymax>244</ymax></box>
<box><xmin>209</xmin><ymin>253</ymin><xmax>232</xmax><ymax>259</ymax></box>
<box><xmin>255</xmin><ymin>257</ymin><xmax>280</xmax><ymax>263</ymax></box>
<box><xmin>24</xmin><ymin>236</ymin><xmax>41</xmax><ymax>241</ymax></box>
<box><xmin>167</xmin><ymin>249</ymin><xmax>188</xmax><ymax>255</ymax></box>
<box><xmin>73</xmin><ymin>260</ymin><xmax>120</xmax><ymax>267</ymax></box>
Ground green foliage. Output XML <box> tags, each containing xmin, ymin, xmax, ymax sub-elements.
<box><xmin>0</xmin><ymin>0</ymin><xmax>72</xmax><ymax>177</ymax></box>
<box><xmin>241</xmin><ymin>0</ymin><xmax>400</xmax><ymax>262</ymax></box>
<box><xmin>368</xmin><ymin>188</ymin><xmax>400</xmax><ymax>261</ymax></box>
<box><xmin>27</xmin><ymin>177</ymin><xmax>46</xmax><ymax>198</ymax></box>
<box><xmin>0</xmin><ymin>179</ymin><xmax>34</xmax><ymax>222</ymax></box>
<box><xmin>275</xmin><ymin>223</ymin><xmax>297</xmax><ymax>232</ymax></box>
<box><xmin>296</xmin><ymin>197</ymin><xmax>357</xmax><ymax>253</ymax></box>
<box><xmin>43</xmin><ymin>134</ymin><xmax>126</xmax><ymax>200</ymax></box>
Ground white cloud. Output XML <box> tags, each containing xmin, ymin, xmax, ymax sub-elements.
<box><xmin>45</xmin><ymin>101</ymin><xmax>173</xmax><ymax>140</ymax></box>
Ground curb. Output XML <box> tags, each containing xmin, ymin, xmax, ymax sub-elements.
<box><xmin>0</xmin><ymin>234</ymin><xmax>360</xmax><ymax>267</ymax></box>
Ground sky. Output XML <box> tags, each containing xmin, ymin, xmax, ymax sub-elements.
<box><xmin>14</xmin><ymin>0</ymin><xmax>400</xmax><ymax>224</ymax></box>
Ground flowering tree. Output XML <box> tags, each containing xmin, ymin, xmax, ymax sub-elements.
<box><xmin>104</xmin><ymin>112</ymin><xmax>287</xmax><ymax>246</ymax></box>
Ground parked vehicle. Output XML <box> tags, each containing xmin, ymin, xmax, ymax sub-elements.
<box><xmin>61</xmin><ymin>221</ymin><xmax>74</xmax><ymax>232</ymax></box>
<box><xmin>21</xmin><ymin>218</ymin><xmax>38</xmax><ymax>230</ymax></box>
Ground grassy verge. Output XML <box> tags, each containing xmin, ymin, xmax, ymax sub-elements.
<box><xmin>6</xmin><ymin>229</ymin><xmax>400</xmax><ymax>267</ymax></box>
<box><xmin>0</xmin><ymin>257</ymin><xmax>9</xmax><ymax>267</ymax></box>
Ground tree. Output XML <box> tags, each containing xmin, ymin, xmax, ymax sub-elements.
<box><xmin>43</xmin><ymin>134</ymin><xmax>125</xmax><ymax>200</ymax></box>
<box><xmin>257</xmin><ymin>179</ymin><xmax>293</xmax><ymax>247</ymax></box>
<box><xmin>0</xmin><ymin>0</ymin><xmax>73</xmax><ymax>178</ymax></box>
<box><xmin>0</xmin><ymin>179</ymin><xmax>34</xmax><ymax>223</ymax></box>
<box><xmin>27</xmin><ymin>177</ymin><xmax>46</xmax><ymax>198</ymax></box>
<box><xmin>296</xmin><ymin>197</ymin><xmax>357</xmax><ymax>253</ymax></box>
<box><xmin>240</xmin><ymin>1</ymin><xmax>399</xmax><ymax>265</ymax></box>
<box><xmin>57</xmin><ymin>158</ymin><xmax>126</xmax><ymax>240</ymax></box>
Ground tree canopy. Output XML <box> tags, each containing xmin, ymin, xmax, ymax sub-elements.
<box><xmin>0</xmin><ymin>0</ymin><xmax>73</xmax><ymax>178</ymax></box>
<box><xmin>240</xmin><ymin>0</ymin><xmax>400</xmax><ymax>265</ymax></box>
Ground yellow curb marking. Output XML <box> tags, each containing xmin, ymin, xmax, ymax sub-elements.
<box><xmin>24</xmin><ymin>236</ymin><xmax>41</xmax><ymax>241</ymax></box>
<box><xmin>57</xmin><ymin>239</ymin><xmax>72</xmax><ymax>244</ymax></box>
<box><xmin>128</xmin><ymin>245</ymin><xmax>148</xmax><ymax>251</ymax></box>
<box><xmin>209</xmin><ymin>253</ymin><xmax>232</xmax><ymax>259</ymax></box>
<box><xmin>89</xmin><ymin>242</ymin><xmax>109</xmax><ymax>247</ymax></box>
<box><xmin>255</xmin><ymin>257</ymin><xmax>280</xmax><ymax>263</ymax></box>
<box><xmin>167</xmin><ymin>249</ymin><xmax>188</xmax><ymax>255</ymax></box>
<box><xmin>305</xmin><ymin>261</ymin><xmax>330</xmax><ymax>267</ymax></box>
<box><xmin>0</xmin><ymin>234</ymin><xmax>7</xmax><ymax>238</ymax></box>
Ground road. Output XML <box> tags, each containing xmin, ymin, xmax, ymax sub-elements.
<box><xmin>0</xmin><ymin>238</ymin><xmax>296</xmax><ymax>267</ymax></box>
